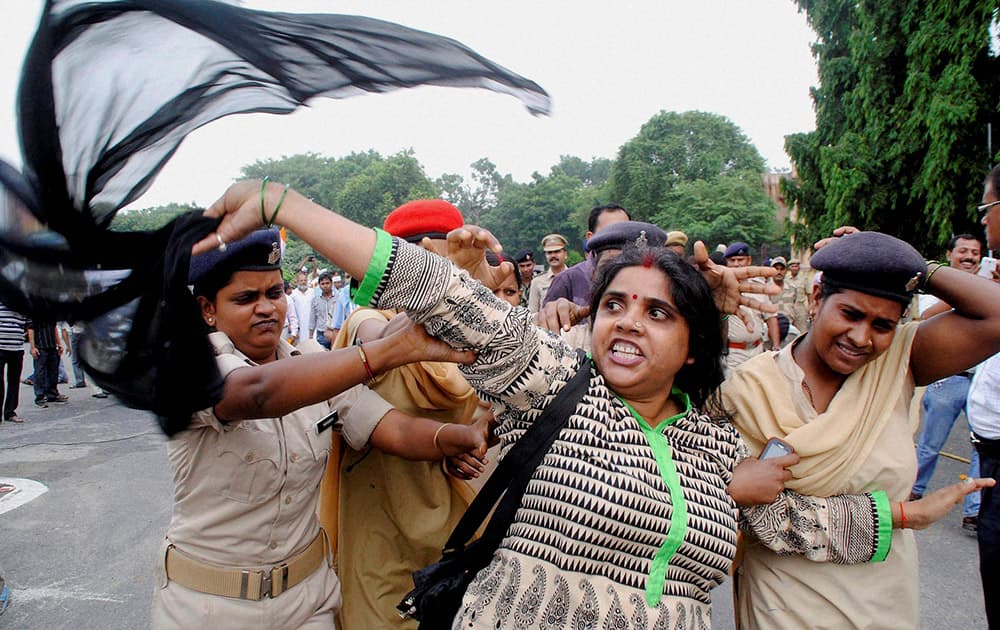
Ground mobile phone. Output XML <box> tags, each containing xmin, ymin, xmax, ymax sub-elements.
<box><xmin>979</xmin><ymin>256</ymin><xmax>997</xmax><ymax>278</ymax></box>
<box><xmin>759</xmin><ymin>437</ymin><xmax>794</xmax><ymax>460</ymax></box>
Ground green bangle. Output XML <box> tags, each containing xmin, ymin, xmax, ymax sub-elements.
<box><xmin>267</xmin><ymin>185</ymin><xmax>289</xmax><ymax>227</ymax></box>
<box><xmin>259</xmin><ymin>176</ymin><xmax>270</xmax><ymax>226</ymax></box>
<box><xmin>721</xmin><ymin>314</ymin><xmax>731</xmax><ymax>321</ymax></box>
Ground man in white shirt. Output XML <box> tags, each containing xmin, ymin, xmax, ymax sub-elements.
<box><xmin>289</xmin><ymin>271</ymin><xmax>313</xmax><ymax>346</ymax></box>
<box><xmin>968</xmin><ymin>164</ymin><xmax>1000</xmax><ymax>627</ymax></box>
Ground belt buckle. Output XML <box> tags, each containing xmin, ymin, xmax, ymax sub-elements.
<box><xmin>260</xmin><ymin>571</ymin><xmax>272</xmax><ymax>599</ymax></box>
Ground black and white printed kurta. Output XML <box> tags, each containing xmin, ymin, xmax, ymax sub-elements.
<box><xmin>363</xmin><ymin>236</ymin><xmax>739</xmax><ymax>629</ymax></box>
<box><xmin>360</xmin><ymin>235</ymin><xmax>885</xmax><ymax>629</ymax></box>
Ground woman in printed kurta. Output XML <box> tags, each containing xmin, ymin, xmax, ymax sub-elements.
<box><xmin>722</xmin><ymin>230</ymin><xmax>999</xmax><ymax>629</ymax></box>
<box><xmin>191</xmin><ymin>182</ymin><xmax>928</xmax><ymax>628</ymax></box>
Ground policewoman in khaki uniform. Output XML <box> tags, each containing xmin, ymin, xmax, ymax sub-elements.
<box><xmin>151</xmin><ymin>228</ymin><xmax>486</xmax><ymax>629</ymax></box>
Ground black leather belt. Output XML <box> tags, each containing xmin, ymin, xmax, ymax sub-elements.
<box><xmin>971</xmin><ymin>432</ymin><xmax>1000</xmax><ymax>456</ymax></box>
<box><xmin>957</xmin><ymin>371</ymin><xmax>973</xmax><ymax>378</ymax></box>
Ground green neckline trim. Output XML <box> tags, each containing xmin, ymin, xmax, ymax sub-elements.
<box><xmin>619</xmin><ymin>396</ymin><xmax>689</xmax><ymax>607</ymax></box>
<box><xmin>870</xmin><ymin>490</ymin><xmax>892</xmax><ymax>563</ymax></box>
<box><xmin>352</xmin><ymin>228</ymin><xmax>391</xmax><ymax>307</ymax></box>
<box><xmin>618</xmin><ymin>389</ymin><xmax>690</xmax><ymax>434</ymax></box>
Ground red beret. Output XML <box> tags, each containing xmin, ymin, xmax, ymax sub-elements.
<box><xmin>383</xmin><ymin>199</ymin><xmax>464</xmax><ymax>243</ymax></box>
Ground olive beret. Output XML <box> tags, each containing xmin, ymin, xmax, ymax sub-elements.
<box><xmin>810</xmin><ymin>231</ymin><xmax>926</xmax><ymax>304</ymax></box>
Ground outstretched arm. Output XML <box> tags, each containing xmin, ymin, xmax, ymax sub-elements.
<box><xmin>910</xmin><ymin>265</ymin><xmax>1000</xmax><ymax>384</ymax></box>
<box><xmin>195</xmin><ymin>181</ymin><xmax>503</xmax><ymax>286</ymax></box>
<box><xmin>215</xmin><ymin>315</ymin><xmax>474</xmax><ymax>421</ymax></box>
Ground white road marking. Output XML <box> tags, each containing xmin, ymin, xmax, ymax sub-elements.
<box><xmin>12</xmin><ymin>583</ymin><xmax>127</xmax><ymax>604</ymax></box>
<box><xmin>0</xmin><ymin>477</ymin><xmax>48</xmax><ymax>515</ymax></box>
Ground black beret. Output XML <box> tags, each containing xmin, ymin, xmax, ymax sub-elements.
<box><xmin>724</xmin><ymin>242</ymin><xmax>751</xmax><ymax>258</ymax></box>
<box><xmin>514</xmin><ymin>249</ymin><xmax>534</xmax><ymax>264</ymax></box>
<box><xmin>810</xmin><ymin>231</ymin><xmax>926</xmax><ymax>304</ymax></box>
<box><xmin>189</xmin><ymin>228</ymin><xmax>283</xmax><ymax>286</ymax></box>
<box><xmin>587</xmin><ymin>221</ymin><xmax>667</xmax><ymax>254</ymax></box>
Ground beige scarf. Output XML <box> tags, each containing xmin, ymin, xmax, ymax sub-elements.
<box><xmin>722</xmin><ymin>322</ymin><xmax>918</xmax><ymax>496</ymax></box>
<box><xmin>317</xmin><ymin>308</ymin><xmax>480</xmax><ymax>554</ymax></box>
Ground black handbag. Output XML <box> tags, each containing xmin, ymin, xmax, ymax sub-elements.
<box><xmin>397</xmin><ymin>350</ymin><xmax>590</xmax><ymax>629</ymax></box>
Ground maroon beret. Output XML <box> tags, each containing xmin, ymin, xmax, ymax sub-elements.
<box><xmin>383</xmin><ymin>199</ymin><xmax>464</xmax><ymax>243</ymax></box>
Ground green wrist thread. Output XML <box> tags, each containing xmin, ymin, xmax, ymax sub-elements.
<box><xmin>267</xmin><ymin>185</ymin><xmax>289</xmax><ymax>227</ymax></box>
<box><xmin>259</xmin><ymin>176</ymin><xmax>270</xmax><ymax>226</ymax></box>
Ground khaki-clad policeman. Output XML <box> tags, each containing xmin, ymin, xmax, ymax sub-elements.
<box><xmin>151</xmin><ymin>228</ymin><xmax>486</xmax><ymax>629</ymax></box>
<box><xmin>723</xmin><ymin>242</ymin><xmax>780</xmax><ymax>370</ymax></box>
<box><xmin>784</xmin><ymin>258</ymin><xmax>810</xmax><ymax>331</ymax></box>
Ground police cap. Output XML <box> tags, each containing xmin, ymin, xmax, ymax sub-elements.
<box><xmin>587</xmin><ymin>221</ymin><xmax>667</xmax><ymax>254</ymax></box>
<box><xmin>724</xmin><ymin>242</ymin><xmax>751</xmax><ymax>258</ymax></box>
<box><xmin>189</xmin><ymin>228</ymin><xmax>282</xmax><ymax>288</ymax></box>
<box><xmin>810</xmin><ymin>231</ymin><xmax>926</xmax><ymax>304</ymax></box>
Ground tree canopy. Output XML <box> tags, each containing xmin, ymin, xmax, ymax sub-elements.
<box><xmin>116</xmin><ymin>111</ymin><xmax>784</xmax><ymax>270</ymax></box>
<box><xmin>241</xmin><ymin>150</ymin><xmax>438</xmax><ymax>277</ymax></box>
<box><xmin>609</xmin><ymin>110</ymin><xmax>778</xmax><ymax>247</ymax></box>
<box><xmin>784</xmin><ymin>0</ymin><xmax>1000</xmax><ymax>253</ymax></box>
<box><xmin>110</xmin><ymin>202</ymin><xmax>199</xmax><ymax>231</ymax></box>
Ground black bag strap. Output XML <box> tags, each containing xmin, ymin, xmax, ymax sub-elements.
<box><xmin>442</xmin><ymin>349</ymin><xmax>590</xmax><ymax>554</ymax></box>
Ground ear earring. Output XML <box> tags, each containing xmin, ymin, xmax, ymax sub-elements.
<box><xmin>207</xmin><ymin>316</ymin><xmax>215</xmax><ymax>325</ymax></box>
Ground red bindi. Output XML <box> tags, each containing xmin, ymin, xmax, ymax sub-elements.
<box><xmin>632</xmin><ymin>294</ymin><xmax>638</xmax><ymax>300</ymax></box>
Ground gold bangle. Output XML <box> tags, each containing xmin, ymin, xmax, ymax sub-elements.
<box><xmin>433</xmin><ymin>423</ymin><xmax>449</xmax><ymax>454</ymax></box>
<box><xmin>921</xmin><ymin>262</ymin><xmax>944</xmax><ymax>292</ymax></box>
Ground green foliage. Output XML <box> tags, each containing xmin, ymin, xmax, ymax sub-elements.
<box><xmin>609</xmin><ymin>111</ymin><xmax>767</xmax><ymax>223</ymax></box>
<box><xmin>436</xmin><ymin>158</ymin><xmax>513</xmax><ymax>226</ymax></box>
<box><xmin>787</xmin><ymin>0</ymin><xmax>1000</xmax><ymax>253</ymax></box>
<box><xmin>482</xmin><ymin>171</ymin><xmax>584</xmax><ymax>257</ymax></box>
<box><xmin>109</xmin><ymin>202</ymin><xmax>199</xmax><ymax>232</ymax></box>
<box><xmin>438</xmin><ymin>155</ymin><xmax>610</xmax><ymax>259</ymax></box>
<box><xmin>652</xmin><ymin>173</ymin><xmax>781</xmax><ymax>249</ymax></box>
<box><xmin>242</xmin><ymin>150</ymin><xmax>439</xmax><ymax>277</ymax></box>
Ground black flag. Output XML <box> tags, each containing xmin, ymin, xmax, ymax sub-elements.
<box><xmin>0</xmin><ymin>0</ymin><xmax>550</xmax><ymax>433</ymax></box>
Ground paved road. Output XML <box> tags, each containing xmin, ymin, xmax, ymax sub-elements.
<box><xmin>0</xmin><ymin>379</ymin><xmax>989</xmax><ymax>628</ymax></box>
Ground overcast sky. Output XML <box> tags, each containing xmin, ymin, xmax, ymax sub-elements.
<box><xmin>0</xmin><ymin>1</ymin><xmax>819</xmax><ymax>210</ymax></box>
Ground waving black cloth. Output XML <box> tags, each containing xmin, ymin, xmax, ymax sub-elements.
<box><xmin>0</xmin><ymin>0</ymin><xmax>551</xmax><ymax>434</ymax></box>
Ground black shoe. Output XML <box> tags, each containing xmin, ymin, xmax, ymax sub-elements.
<box><xmin>33</xmin><ymin>399</ymin><xmax>48</xmax><ymax>408</ymax></box>
<box><xmin>962</xmin><ymin>516</ymin><xmax>978</xmax><ymax>533</ymax></box>
<box><xmin>46</xmin><ymin>394</ymin><xmax>69</xmax><ymax>403</ymax></box>
<box><xmin>908</xmin><ymin>492</ymin><xmax>922</xmax><ymax>502</ymax></box>
<box><xmin>92</xmin><ymin>392</ymin><xmax>108</xmax><ymax>399</ymax></box>
<box><xmin>22</xmin><ymin>379</ymin><xmax>33</xmax><ymax>386</ymax></box>
<box><xmin>70</xmin><ymin>383</ymin><xmax>86</xmax><ymax>389</ymax></box>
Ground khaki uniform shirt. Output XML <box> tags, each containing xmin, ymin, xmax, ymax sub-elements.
<box><xmin>152</xmin><ymin>332</ymin><xmax>392</xmax><ymax>628</ymax></box>
<box><xmin>784</xmin><ymin>275</ymin><xmax>810</xmax><ymax>331</ymax></box>
<box><xmin>527</xmin><ymin>269</ymin><xmax>556</xmax><ymax>313</ymax></box>
<box><xmin>726</xmin><ymin>292</ymin><xmax>771</xmax><ymax>370</ymax></box>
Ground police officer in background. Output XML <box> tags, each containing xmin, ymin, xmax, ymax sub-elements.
<box><xmin>527</xmin><ymin>234</ymin><xmax>569</xmax><ymax>313</ymax></box>
<box><xmin>723</xmin><ymin>242</ymin><xmax>780</xmax><ymax>370</ymax></box>
<box><xmin>514</xmin><ymin>249</ymin><xmax>535</xmax><ymax>307</ymax></box>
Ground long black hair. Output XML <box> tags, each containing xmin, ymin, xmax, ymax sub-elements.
<box><xmin>589</xmin><ymin>246</ymin><xmax>728</xmax><ymax>418</ymax></box>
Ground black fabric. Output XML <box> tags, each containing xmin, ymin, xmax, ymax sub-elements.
<box><xmin>397</xmin><ymin>350</ymin><xmax>590</xmax><ymax>628</ymax></box>
<box><xmin>0</xmin><ymin>0</ymin><xmax>549</xmax><ymax>434</ymax></box>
